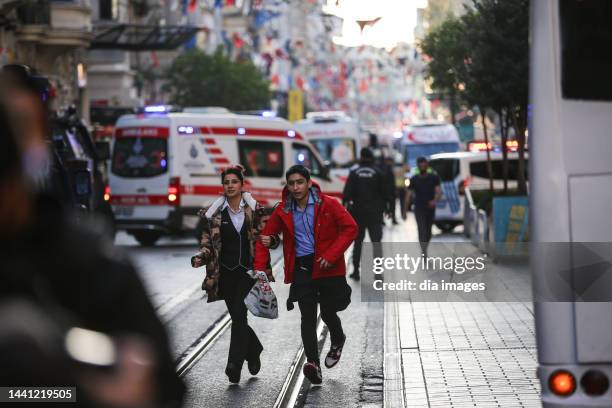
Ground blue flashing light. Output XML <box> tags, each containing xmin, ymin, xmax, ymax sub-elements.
<box><xmin>262</xmin><ymin>110</ymin><xmax>276</xmax><ymax>118</ymax></box>
<box><xmin>178</xmin><ymin>126</ymin><xmax>195</xmax><ymax>134</ymax></box>
<box><xmin>287</xmin><ymin>130</ymin><xmax>296</xmax><ymax>138</ymax></box>
<box><xmin>144</xmin><ymin>105</ymin><xmax>168</xmax><ymax>113</ymax></box>
<box><xmin>393</xmin><ymin>131</ymin><xmax>403</xmax><ymax>139</ymax></box>
<box><xmin>161</xmin><ymin>159</ymin><xmax>167</xmax><ymax>168</ymax></box>
<box><xmin>237</xmin><ymin>127</ymin><xmax>246</xmax><ymax>135</ymax></box>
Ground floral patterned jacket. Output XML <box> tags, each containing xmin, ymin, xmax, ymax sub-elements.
<box><xmin>191</xmin><ymin>192</ymin><xmax>279</xmax><ymax>303</ymax></box>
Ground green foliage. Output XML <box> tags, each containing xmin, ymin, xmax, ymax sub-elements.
<box><xmin>420</xmin><ymin>17</ymin><xmax>467</xmax><ymax>101</ymax></box>
<box><xmin>163</xmin><ymin>49</ymin><xmax>271</xmax><ymax>110</ymax></box>
<box><xmin>421</xmin><ymin>0</ymin><xmax>529</xmax><ymax>194</ymax></box>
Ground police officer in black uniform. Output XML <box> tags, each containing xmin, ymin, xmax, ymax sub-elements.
<box><xmin>342</xmin><ymin>147</ymin><xmax>391</xmax><ymax>280</ymax></box>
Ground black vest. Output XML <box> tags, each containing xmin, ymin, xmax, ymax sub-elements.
<box><xmin>219</xmin><ymin>208</ymin><xmax>252</xmax><ymax>272</ymax></box>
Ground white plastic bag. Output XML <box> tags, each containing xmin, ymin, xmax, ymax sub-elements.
<box><xmin>244</xmin><ymin>270</ymin><xmax>278</xmax><ymax>319</ymax></box>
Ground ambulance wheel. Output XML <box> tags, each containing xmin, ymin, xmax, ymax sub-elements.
<box><xmin>435</xmin><ymin>222</ymin><xmax>457</xmax><ymax>233</ymax></box>
<box><xmin>133</xmin><ymin>230</ymin><xmax>161</xmax><ymax>247</ymax></box>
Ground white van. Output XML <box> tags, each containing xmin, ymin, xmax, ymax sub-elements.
<box><xmin>296</xmin><ymin>111</ymin><xmax>361</xmax><ymax>183</ymax></box>
<box><xmin>400</xmin><ymin>122</ymin><xmax>461</xmax><ymax>169</ymax></box>
<box><xmin>427</xmin><ymin>151</ymin><xmax>529</xmax><ymax>232</ymax></box>
<box><xmin>107</xmin><ymin>108</ymin><xmax>342</xmax><ymax>246</ymax></box>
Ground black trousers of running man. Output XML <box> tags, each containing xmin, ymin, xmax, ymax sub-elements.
<box><xmin>288</xmin><ymin>254</ymin><xmax>350</xmax><ymax>365</ymax></box>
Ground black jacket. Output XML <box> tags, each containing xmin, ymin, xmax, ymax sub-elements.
<box><xmin>342</xmin><ymin>161</ymin><xmax>391</xmax><ymax>216</ymax></box>
<box><xmin>0</xmin><ymin>195</ymin><xmax>185</xmax><ymax>407</ymax></box>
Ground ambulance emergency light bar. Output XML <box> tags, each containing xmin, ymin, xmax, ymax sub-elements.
<box><xmin>137</xmin><ymin>105</ymin><xmax>181</xmax><ymax>114</ymax></box>
<box><xmin>176</xmin><ymin>126</ymin><xmax>298</xmax><ymax>138</ymax></box>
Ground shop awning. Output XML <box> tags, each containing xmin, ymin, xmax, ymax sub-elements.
<box><xmin>91</xmin><ymin>24</ymin><xmax>198</xmax><ymax>51</ymax></box>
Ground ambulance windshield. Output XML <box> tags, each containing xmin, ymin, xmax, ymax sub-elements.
<box><xmin>111</xmin><ymin>137</ymin><xmax>168</xmax><ymax>178</ymax></box>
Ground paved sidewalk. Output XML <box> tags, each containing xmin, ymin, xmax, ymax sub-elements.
<box><xmin>382</xmin><ymin>219</ymin><xmax>541</xmax><ymax>407</ymax></box>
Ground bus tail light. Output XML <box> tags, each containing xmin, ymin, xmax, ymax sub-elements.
<box><xmin>581</xmin><ymin>370</ymin><xmax>609</xmax><ymax>396</ymax></box>
<box><xmin>104</xmin><ymin>185</ymin><xmax>110</xmax><ymax>202</ymax></box>
<box><xmin>168</xmin><ymin>177</ymin><xmax>180</xmax><ymax>206</ymax></box>
<box><xmin>549</xmin><ymin>370</ymin><xmax>576</xmax><ymax>397</ymax></box>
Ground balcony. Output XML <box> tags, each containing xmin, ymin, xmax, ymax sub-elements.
<box><xmin>15</xmin><ymin>0</ymin><xmax>93</xmax><ymax>48</ymax></box>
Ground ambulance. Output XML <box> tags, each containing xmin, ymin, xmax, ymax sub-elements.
<box><xmin>400</xmin><ymin>122</ymin><xmax>461</xmax><ymax>169</ymax></box>
<box><xmin>106</xmin><ymin>106</ymin><xmax>343</xmax><ymax>246</ymax></box>
<box><xmin>296</xmin><ymin>111</ymin><xmax>361</xmax><ymax>183</ymax></box>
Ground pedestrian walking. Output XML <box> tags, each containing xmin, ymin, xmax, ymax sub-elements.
<box><xmin>255</xmin><ymin>165</ymin><xmax>357</xmax><ymax>385</ymax></box>
<box><xmin>406</xmin><ymin>157</ymin><xmax>442</xmax><ymax>257</ymax></box>
<box><xmin>382</xmin><ymin>156</ymin><xmax>399</xmax><ymax>225</ymax></box>
<box><xmin>191</xmin><ymin>165</ymin><xmax>279</xmax><ymax>384</ymax></box>
<box><xmin>343</xmin><ymin>148</ymin><xmax>391</xmax><ymax>280</ymax></box>
<box><xmin>393</xmin><ymin>155</ymin><xmax>409</xmax><ymax>221</ymax></box>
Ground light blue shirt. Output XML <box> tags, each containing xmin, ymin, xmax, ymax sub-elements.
<box><xmin>293</xmin><ymin>191</ymin><xmax>315</xmax><ymax>257</ymax></box>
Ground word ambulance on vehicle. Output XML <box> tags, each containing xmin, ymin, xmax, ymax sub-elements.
<box><xmin>106</xmin><ymin>106</ymin><xmax>343</xmax><ymax>246</ymax></box>
<box><xmin>296</xmin><ymin>111</ymin><xmax>361</xmax><ymax>183</ymax></box>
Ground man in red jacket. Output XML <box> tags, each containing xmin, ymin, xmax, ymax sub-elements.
<box><xmin>256</xmin><ymin>165</ymin><xmax>357</xmax><ymax>385</ymax></box>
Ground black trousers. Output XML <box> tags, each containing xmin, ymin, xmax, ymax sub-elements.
<box><xmin>352</xmin><ymin>211</ymin><xmax>383</xmax><ymax>273</ymax></box>
<box><xmin>414</xmin><ymin>207</ymin><xmax>435</xmax><ymax>255</ymax></box>
<box><xmin>397</xmin><ymin>188</ymin><xmax>407</xmax><ymax>219</ymax></box>
<box><xmin>298</xmin><ymin>295</ymin><xmax>345</xmax><ymax>365</ymax></box>
<box><xmin>220</xmin><ymin>267</ymin><xmax>263</xmax><ymax>367</ymax></box>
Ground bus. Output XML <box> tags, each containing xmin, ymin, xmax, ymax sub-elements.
<box><xmin>531</xmin><ymin>0</ymin><xmax>612</xmax><ymax>406</ymax></box>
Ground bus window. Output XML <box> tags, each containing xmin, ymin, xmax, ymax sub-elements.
<box><xmin>561</xmin><ymin>0</ymin><xmax>612</xmax><ymax>100</ymax></box>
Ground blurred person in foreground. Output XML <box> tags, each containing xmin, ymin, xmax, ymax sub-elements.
<box><xmin>0</xmin><ymin>74</ymin><xmax>184</xmax><ymax>407</ymax></box>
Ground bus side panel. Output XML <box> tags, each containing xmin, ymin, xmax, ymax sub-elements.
<box><xmin>570</xmin><ymin>175</ymin><xmax>612</xmax><ymax>363</ymax></box>
<box><xmin>530</xmin><ymin>0</ymin><xmax>575</xmax><ymax>366</ymax></box>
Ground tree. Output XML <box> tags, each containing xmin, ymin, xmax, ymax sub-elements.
<box><xmin>421</xmin><ymin>0</ymin><xmax>529</xmax><ymax>195</ymax></box>
<box><xmin>420</xmin><ymin>17</ymin><xmax>468</xmax><ymax>125</ymax></box>
<box><xmin>467</xmin><ymin>0</ymin><xmax>529</xmax><ymax>195</ymax></box>
<box><xmin>163</xmin><ymin>49</ymin><xmax>271</xmax><ymax>110</ymax></box>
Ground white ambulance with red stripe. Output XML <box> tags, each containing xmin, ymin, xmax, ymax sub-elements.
<box><xmin>106</xmin><ymin>106</ymin><xmax>343</xmax><ymax>246</ymax></box>
<box><xmin>296</xmin><ymin>111</ymin><xmax>361</xmax><ymax>184</ymax></box>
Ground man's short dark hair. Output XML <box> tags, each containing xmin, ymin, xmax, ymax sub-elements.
<box><xmin>416</xmin><ymin>156</ymin><xmax>428</xmax><ymax>164</ymax></box>
<box><xmin>360</xmin><ymin>147</ymin><xmax>374</xmax><ymax>161</ymax></box>
<box><xmin>285</xmin><ymin>164</ymin><xmax>310</xmax><ymax>181</ymax></box>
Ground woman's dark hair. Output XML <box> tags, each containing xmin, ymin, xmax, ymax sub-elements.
<box><xmin>285</xmin><ymin>164</ymin><xmax>310</xmax><ymax>181</ymax></box>
<box><xmin>0</xmin><ymin>102</ymin><xmax>20</xmax><ymax>179</ymax></box>
<box><xmin>221</xmin><ymin>165</ymin><xmax>245</xmax><ymax>184</ymax></box>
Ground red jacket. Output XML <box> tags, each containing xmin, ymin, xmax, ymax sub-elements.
<box><xmin>254</xmin><ymin>182</ymin><xmax>358</xmax><ymax>283</ymax></box>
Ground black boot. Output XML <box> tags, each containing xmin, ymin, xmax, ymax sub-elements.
<box><xmin>247</xmin><ymin>353</ymin><xmax>261</xmax><ymax>375</ymax></box>
<box><xmin>225</xmin><ymin>362</ymin><xmax>241</xmax><ymax>384</ymax></box>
